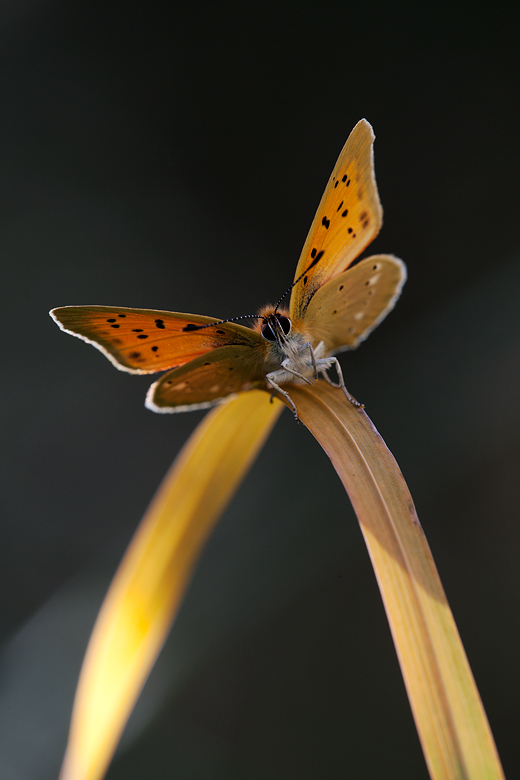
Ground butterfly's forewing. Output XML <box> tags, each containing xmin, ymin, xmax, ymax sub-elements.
<box><xmin>146</xmin><ymin>345</ymin><xmax>267</xmax><ymax>412</ymax></box>
<box><xmin>290</xmin><ymin>119</ymin><xmax>383</xmax><ymax>322</ymax></box>
<box><xmin>50</xmin><ymin>306</ymin><xmax>261</xmax><ymax>374</ymax></box>
<box><xmin>301</xmin><ymin>255</ymin><xmax>406</xmax><ymax>353</ymax></box>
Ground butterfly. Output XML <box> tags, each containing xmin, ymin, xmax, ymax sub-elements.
<box><xmin>50</xmin><ymin>119</ymin><xmax>406</xmax><ymax>420</ymax></box>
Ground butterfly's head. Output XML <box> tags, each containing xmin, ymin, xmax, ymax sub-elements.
<box><xmin>254</xmin><ymin>305</ymin><xmax>292</xmax><ymax>346</ymax></box>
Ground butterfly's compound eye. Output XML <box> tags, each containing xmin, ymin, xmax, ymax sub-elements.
<box><xmin>276</xmin><ymin>314</ymin><xmax>291</xmax><ymax>335</ymax></box>
<box><xmin>260</xmin><ymin>321</ymin><xmax>277</xmax><ymax>341</ymax></box>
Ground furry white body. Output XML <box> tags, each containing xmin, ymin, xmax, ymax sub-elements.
<box><xmin>261</xmin><ymin>317</ymin><xmax>358</xmax><ymax>417</ymax></box>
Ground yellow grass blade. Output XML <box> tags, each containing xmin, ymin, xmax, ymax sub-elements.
<box><xmin>59</xmin><ymin>390</ymin><xmax>283</xmax><ymax>780</ymax></box>
<box><xmin>290</xmin><ymin>382</ymin><xmax>504</xmax><ymax>780</ymax></box>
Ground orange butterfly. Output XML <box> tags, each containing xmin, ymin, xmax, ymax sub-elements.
<box><xmin>50</xmin><ymin>120</ymin><xmax>406</xmax><ymax>419</ymax></box>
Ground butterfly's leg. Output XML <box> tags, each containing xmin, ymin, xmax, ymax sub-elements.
<box><xmin>304</xmin><ymin>342</ymin><xmax>319</xmax><ymax>379</ymax></box>
<box><xmin>317</xmin><ymin>357</ymin><xmax>364</xmax><ymax>409</ymax></box>
<box><xmin>266</xmin><ymin>374</ymin><xmax>299</xmax><ymax>420</ymax></box>
<box><xmin>280</xmin><ymin>360</ymin><xmax>314</xmax><ymax>385</ymax></box>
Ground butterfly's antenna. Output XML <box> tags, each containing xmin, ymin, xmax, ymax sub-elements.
<box><xmin>184</xmin><ymin>249</ymin><xmax>327</xmax><ymax>330</ymax></box>
<box><xmin>182</xmin><ymin>314</ymin><xmax>260</xmax><ymax>332</ymax></box>
<box><xmin>273</xmin><ymin>250</ymin><xmax>325</xmax><ymax>313</ymax></box>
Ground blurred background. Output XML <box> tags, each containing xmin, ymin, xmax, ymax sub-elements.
<box><xmin>1</xmin><ymin>1</ymin><xmax>519</xmax><ymax>778</ymax></box>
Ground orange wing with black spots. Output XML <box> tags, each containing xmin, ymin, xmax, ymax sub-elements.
<box><xmin>50</xmin><ymin>306</ymin><xmax>263</xmax><ymax>374</ymax></box>
<box><xmin>290</xmin><ymin>119</ymin><xmax>383</xmax><ymax>322</ymax></box>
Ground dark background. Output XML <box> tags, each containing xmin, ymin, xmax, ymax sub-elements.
<box><xmin>1</xmin><ymin>1</ymin><xmax>519</xmax><ymax>778</ymax></box>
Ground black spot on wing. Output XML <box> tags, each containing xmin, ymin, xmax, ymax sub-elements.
<box><xmin>306</xmin><ymin>250</ymin><xmax>324</xmax><ymax>271</ymax></box>
<box><xmin>359</xmin><ymin>210</ymin><xmax>370</xmax><ymax>229</ymax></box>
<box><xmin>155</xmin><ymin>319</ymin><xmax>165</xmax><ymax>329</ymax></box>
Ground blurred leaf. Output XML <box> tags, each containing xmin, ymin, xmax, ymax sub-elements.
<box><xmin>59</xmin><ymin>390</ymin><xmax>283</xmax><ymax>780</ymax></box>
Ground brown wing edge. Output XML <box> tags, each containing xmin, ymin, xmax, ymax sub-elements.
<box><xmin>145</xmin><ymin>385</ymin><xmax>237</xmax><ymax>413</ymax></box>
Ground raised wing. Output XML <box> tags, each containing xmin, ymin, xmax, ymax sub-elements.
<box><xmin>50</xmin><ymin>306</ymin><xmax>262</xmax><ymax>374</ymax></box>
<box><xmin>290</xmin><ymin>119</ymin><xmax>383</xmax><ymax>321</ymax></box>
<box><xmin>301</xmin><ymin>255</ymin><xmax>406</xmax><ymax>353</ymax></box>
<box><xmin>145</xmin><ymin>346</ymin><xmax>267</xmax><ymax>412</ymax></box>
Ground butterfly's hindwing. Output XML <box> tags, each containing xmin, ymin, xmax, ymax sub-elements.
<box><xmin>146</xmin><ymin>346</ymin><xmax>268</xmax><ymax>412</ymax></box>
<box><xmin>300</xmin><ymin>255</ymin><xmax>407</xmax><ymax>353</ymax></box>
